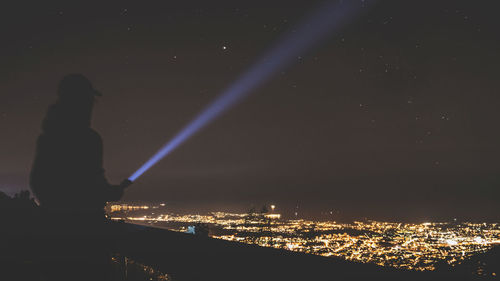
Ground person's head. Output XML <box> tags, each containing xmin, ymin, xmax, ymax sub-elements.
<box><xmin>43</xmin><ymin>74</ymin><xmax>102</xmax><ymax>131</ymax></box>
<box><xmin>57</xmin><ymin>74</ymin><xmax>102</xmax><ymax>108</ymax></box>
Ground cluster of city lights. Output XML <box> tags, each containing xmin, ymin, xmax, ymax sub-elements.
<box><xmin>107</xmin><ymin>203</ymin><xmax>500</xmax><ymax>271</ymax></box>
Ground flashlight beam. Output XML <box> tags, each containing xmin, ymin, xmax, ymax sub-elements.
<box><xmin>129</xmin><ymin>1</ymin><xmax>369</xmax><ymax>182</ymax></box>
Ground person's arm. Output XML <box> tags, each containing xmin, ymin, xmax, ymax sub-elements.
<box><xmin>104</xmin><ymin>179</ymin><xmax>132</xmax><ymax>202</ymax></box>
<box><xmin>93</xmin><ymin>131</ymin><xmax>131</xmax><ymax>202</ymax></box>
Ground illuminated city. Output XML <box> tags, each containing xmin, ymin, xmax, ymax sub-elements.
<box><xmin>107</xmin><ymin>203</ymin><xmax>500</xmax><ymax>272</ymax></box>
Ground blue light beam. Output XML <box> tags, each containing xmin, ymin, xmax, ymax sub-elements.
<box><xmin>129</xmin><ymin>1</ymin><xmax>368</xmax><ymax>181</ymax></box>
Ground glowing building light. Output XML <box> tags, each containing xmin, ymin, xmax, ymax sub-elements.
<box><xmin>265</xmin><ymin>213</ymin><xmax>281</xmax><ymax>219</ymax></box>
<box><xmin>446</xmin><ymin>239</ymin><xmax>458</xmax><ymax>246</ymax></box>
<box><xmin>128</xmin><ymin>1</ymin><xmax>369</xmax><ymax>181</ymax></box>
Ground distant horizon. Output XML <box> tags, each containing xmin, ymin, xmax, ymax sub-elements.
<box><xmin>106</xmin><ymin>200</ymin><xmax>500</xmax><ymax>223</ymax></box>
<box><xmin>2</xmin><ymin>184</ymin><xmax>499</xmax><ymax>223</ymax></box>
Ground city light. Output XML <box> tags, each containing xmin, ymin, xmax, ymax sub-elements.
<box><xmin>107</xmin><ymin>203</ymin><xmax>500</xmax><ymax>272</ymax></box>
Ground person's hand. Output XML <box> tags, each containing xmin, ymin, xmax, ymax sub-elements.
<box><xmin>119</xmin><ymin>179</ymin><xmax>133</xmax><ymax>189</ymax></box>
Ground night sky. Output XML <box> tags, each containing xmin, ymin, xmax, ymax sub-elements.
<box><xmin>1</xmin><ymin>0</ymin><xmax>499</xmax><ymax>221</ymax></box>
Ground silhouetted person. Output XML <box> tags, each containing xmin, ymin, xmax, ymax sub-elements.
<box><xmin>30</xmin><ymin>74</ymin><xmax>130</xmax><ymax>216</ymax></box>
<box><xmin>29</xmin><ymin>74</ymin><xmax>131</xmax><ymax>280</ymax></box>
